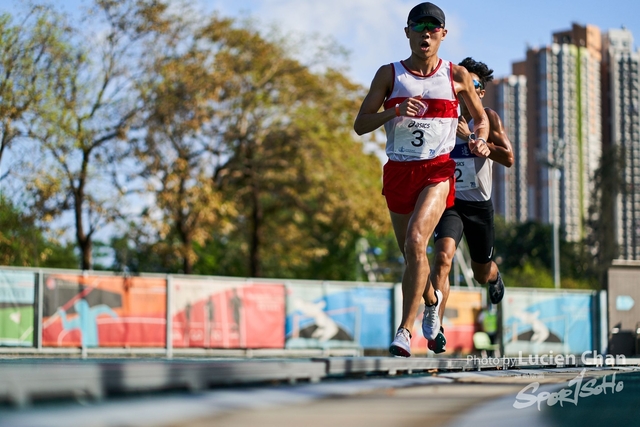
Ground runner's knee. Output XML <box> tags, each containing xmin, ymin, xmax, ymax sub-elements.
<box><xmin>404</xmin><ymin>232</ymin><xmax>429</xmax><ymax>260</ymax></box>
<box><xmin>434</xmin><ymin>250</ymin><xmax>454</xmax><ymax>271</ymax></box>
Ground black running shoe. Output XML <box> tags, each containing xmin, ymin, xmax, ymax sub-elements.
<box><xmin>489</xmin><ymin>272</ymin><xmax>505</xmax><ymax>304</ymax></box>
<box><xmin>427</xmin><ymin>326</ymin><xmax>446</xmax><ymax>354</ymax></box>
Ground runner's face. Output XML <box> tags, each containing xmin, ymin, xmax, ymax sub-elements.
<box><xmin>405</xmin><ymin>19</ymin><xmax>447</xmax><ymax>59</ymax></box>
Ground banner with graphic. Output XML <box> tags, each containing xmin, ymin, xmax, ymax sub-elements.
<box><xmin>42</xmin><ymin>274</ymin><xmax>166</xmax><ymax>347</ymax></box>
<box><xmin>502</xmin><ymin>289</ymin><xmax>595</xmax><ymax>356</ymax></box>
<box><xmin>409</xmin><ymin>288</ymin><xmax>483</xmax><ymax>354</ymax></box>
<box><xmin>286</xmin><ymin>282</ymin><xmax>393</xmax><ymax>350</ymax></box>
<box><xmin>0</xmin><ymin>270</ymin><xmax>36</xmax><ymax>346</ymax></box>
<box><xmin>171</xmin><ymin>278</ymin><xmax>285</xmax><ymax>349</ymax></box>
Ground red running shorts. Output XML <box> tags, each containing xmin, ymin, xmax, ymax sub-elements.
<box><xmin>382</xmin><ymin>154</ymin><xmax>456</xmax><ymax>214</ymax></box>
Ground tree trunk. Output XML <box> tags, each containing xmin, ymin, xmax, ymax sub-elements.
<box><xmin>249</xmin><ymin>181</ymin><xmax>262</xmax><ymax>277</ymax></box>
<box><xmin>80</xmin><ymin>238</ymin><xmax>93</xmax><ymax>271</ymax></box>
<box><xmin>75</xmin><ymin>159</ymin><xmax>92</xmax><ymax>271</ymax></box>
<box><xmin>183</xmin><ymin>238</ymin><xmax>193</xmax><ymax>274</ymax></box>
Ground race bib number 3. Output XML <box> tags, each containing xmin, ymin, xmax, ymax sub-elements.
<box><xmin>455</xmin><ymin>158</ymin><xmax>478</xmax><ymax>191</ymax></box>
<box><xmin>393</xmin><ymin>118</ymin><xmax>444</xmax><ymax>157</ymax></box>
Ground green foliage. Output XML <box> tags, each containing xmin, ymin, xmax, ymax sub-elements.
<box><xmin>0</xmin><ymin>196</ymin><xmax>78</xmax><ymax>268</ymax></box>
<box><xmin>494</xmin><ymin>217</ymin><xmax>552</xmax><ymax>271</ymax></box>
<box><xmin>119</xmin><ymin>12</ymin><xmax>389</xmax><ymax>278</ymax></box>
<box><xmin>494</xmin><ymin>216</ymin><xmax>600</xmax><ymax>289</ymax></box>
<box><xmin>585</xmin><ymin>144</ymin><xmax>625</xmax><ymax>286</ymax></box>
<box><xmin>3</xmin><ymin>1</ymin><xmax>159</xmax><ymax>271</ymax></box>
<box><xmin>502</xmin><ymin>262</ymin><xmax>555</xmax><ymax>288</ymax></box>
<box><xmin>0</xmin><ymin>6</ymin><xmax>74</xmax><ymax>169</ymax></box>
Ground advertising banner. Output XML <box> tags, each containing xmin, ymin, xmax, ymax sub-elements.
<box><xmin>502</xmin><ymin>289</ymin><xmax>595</xmax><ymax>356</ymax></box>
<box><xmin>286</xmin><ymin>282</ymin><xmax>393</xmax><ymax>350</ymax></box>
<box><xmin>171</xmin><ymin>278</ymin><xmax>285</xmax><ymax>349</ymax></box>
<box><xmin>0</xmin><ymin>270</ymin><xmax>36</xmax><ymax>346</ymax></box>
<box><xmin>42</xmin><ymin>274</ymin><xmax>166</xmax><ymax>347</ymax></box>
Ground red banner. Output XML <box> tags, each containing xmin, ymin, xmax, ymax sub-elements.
<box><xmin>171</xmin><ymin>279</ymin><xmax>285</xmax><ymax>349</ymax></box>
<box><xmin>42</xmin><ymin>274</ymin><xmax>166</xmax><ymax>347</ymax></box>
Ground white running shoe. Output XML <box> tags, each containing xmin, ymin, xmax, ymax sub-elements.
<box><xmin>422</xmin><ymin>289</ymin><xmax>442</xmax><ymax>340</ymax></box>
<box><xmin>389</xmin><ymin>327</ymin><xmax>411</xmax><ymax>357</ymax></box>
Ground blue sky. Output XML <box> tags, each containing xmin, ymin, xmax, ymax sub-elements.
<box><xmin>4</xmin><ymin>0</ymin><xmax>640</xmax><ymax>86</ymax></box>
<box><xmin>209</xmin><ymin>0</ymin><xmax>640</xmax><ymax>86</ymax></box>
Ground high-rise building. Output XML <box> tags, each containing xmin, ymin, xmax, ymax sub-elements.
<box><xmin>498</xmin><ymin>24</ymin><xmax>603</xmax><ymax>243</ymax></box>
<box><xmin>485</xmin><ymin>75</ymin><xmax>528</xmax><ymax>223</ymax></box>
<box><xmin>487</xmin><ymin>23</ymin><xmax>640</xmax><ymax>262</ymax></box>
<box><xmin>602</xmin><ymin>28</ymin><xmax>640</xmax><ymax>259</ymax></box>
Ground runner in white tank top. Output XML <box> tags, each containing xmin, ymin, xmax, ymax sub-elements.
<box><xmin>451</xmin><ymin>117</ymin><xmax>493</xmax><ymax>202</ymax></box>
<box><xmin>383</xmin><ymin>59</ymin><xmax>459</xmax><ymax>162</ymax></box>
<box><xmin>354</xmin><ymin>2</ymin><xmax>490</xmax><ymax>358</ymax></box>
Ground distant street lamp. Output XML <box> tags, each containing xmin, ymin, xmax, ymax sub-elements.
<box><xmin>538</xmin><ymin>139</ymin><xmax>565</xmax><ymax>289</ymax></box>
<box><xmin>550</xmin><ymin>168</ymin><xmax>561</xmax><ymax>290</ymax></box>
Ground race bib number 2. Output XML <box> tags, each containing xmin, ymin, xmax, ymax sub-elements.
<box><xmin>393</xmin><ymin>118</ymin><xmax>443</xmax><ymax>158</ymax></box>
<box><xmin>454</xmin><ymin>157</ymin><xmax>478</xmax><ymax>191</ymax></box>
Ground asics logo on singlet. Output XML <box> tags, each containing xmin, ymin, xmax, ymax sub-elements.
<box><xmin>456</xmin><ymin>161</ymin><xmax>465</xmax><ymax>166</ymax></box>
<box><xmin>461</xmin><ymin>146</ymin><xmax>471</xmax><ymax>156</ymax></box>
<box><xmin>408</xmin><ymin>121</ymin><xmax>431</xmax><ymax>129</ymax></box>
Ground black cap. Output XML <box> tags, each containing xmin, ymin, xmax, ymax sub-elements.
<box><xmin>407</xmin><ymin>2</ymin><xmax>445</xmax><ymax>26</ymax></box>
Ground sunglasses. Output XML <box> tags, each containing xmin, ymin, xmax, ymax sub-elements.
<box><xmin>409</xmin><ymin>21</ymin><xmax>443</xmax><ymax>33</ymax></box>
<box><xmin>473</xmin><ymin>79</ymin><xmax>485</xmax><ymax>90</ymax></box>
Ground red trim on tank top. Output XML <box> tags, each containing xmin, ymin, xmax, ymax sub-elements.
<box><xmin>400</xmin><ymin>58</ymin><xmax>442</xmax><ymax>78</ymax></box>
<box><xmin>448</xmin><ymin>62</ymin><xmax>456</xmax><ymax>98</ymax></box>
<box><xmin>384</xmin><ymin>97</ymin><xmax>458</xmax><ymax>118</ymax></box>
<box><xmin>389</xmin><ymin>63</ymin><xmax>396</xmax><ymax>98</ymax></box>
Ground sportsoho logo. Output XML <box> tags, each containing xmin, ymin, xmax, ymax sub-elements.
<box><xmin>513</xmin><ymin>368</ymin><xmax>624</xmax><ymax>411</ymax></box>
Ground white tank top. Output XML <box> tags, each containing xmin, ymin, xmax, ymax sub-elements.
<box><xmin>451</xmin><ymin>117</ymin><xmax>493</xmax><ymax>201</ymax></box>
<box><xmin>383</xmin><ymin>59</ymin><xmax>459</xmax><ymax>162</ymax></box>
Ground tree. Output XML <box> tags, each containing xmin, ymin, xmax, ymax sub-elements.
<box><xmin>198</xmin><ymin>18</ymin><xmax>388</xmax><ymax>279</ymax></box>
<box><xmin>495</xmin><ymin>217</ymin><xmax>553</xmax><ymax>272</ymax></box>
<box><xmin>586</xmin><ymin>144</ymin><xmax>625</xmax><ymax>286</ymax></box>
<box><xmin>0</xmin><ymin>6</ymin><xmax>72</xmax><ymax>178</ymax></box>
<box><xmin>494</xmin><ymin>216</ymin><xmax>598</xmax><ymax>289</ymax></box>
<box><xmin>0</xmin><ymin>195</ymin><xmax>78</xmax><ymax>268</ymax></box>
<box><xmin>17</xmin><ymin>1</ymin><xmax>159</xmax><ymax>270</ymax></box>
<box><xmin>131</xmin><ymin>10</ymin><xmax>234</xmax><ymax>274</ymax></box>
<box><xmin>112</xmin><ymin>12</ymin><xmax>390</xmax><ymax>279</ymax></box>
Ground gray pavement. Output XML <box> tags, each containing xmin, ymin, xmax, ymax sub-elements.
<box><xmin>1</xmin><ymin>364</ymin><xmax>639</xmax><ymax>427</ymax></box>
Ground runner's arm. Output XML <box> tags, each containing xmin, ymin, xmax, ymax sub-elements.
<box><xmin>354</xmin><ymin>65</ymin><xmax>395</xmax><ymax>135</ymax></box>
<box><xmin>485</xmin><ymin>108</ymin><xmax>514</xmax><ymax>167</ymax></box>
<box><xmin>452</xmin><ymin>65</ymin><xmax>490</xmax><ymax>157</ymax></box>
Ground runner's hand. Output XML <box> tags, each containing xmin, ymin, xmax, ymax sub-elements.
<box><xmin>400</xmin><ymin>97</ymin><xmax>427</xmax><ymax>117</ymax></box>
<box><xmin>469</xmin><ymin>137</ymin><xmax>490</xmax><ymax>157</ymax></box>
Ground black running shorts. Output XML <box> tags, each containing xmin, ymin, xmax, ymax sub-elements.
<box><xmin>433</xmin><ymin>198</ymin><xmax>494</xmax><ymax>264</ymax></box>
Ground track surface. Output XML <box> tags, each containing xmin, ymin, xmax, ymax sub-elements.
<box><xmin>1</xmin><ymin>357</ymin><xmax>638</xmax><ymax>427</ymax></box>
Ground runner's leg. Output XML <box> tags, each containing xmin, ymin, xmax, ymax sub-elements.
<box><xmin>390</xmin><ymin>179</ymin><xmax>450</xmax><ymax>332</ymax></box>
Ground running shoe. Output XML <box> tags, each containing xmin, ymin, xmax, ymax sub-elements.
<box><xmin>489</xmin><ymin>272</ymin><xmax>505</xmax><ymax>304</ymax></box>
<box><xmin>421</xmin><ymin>289</ymin><xmax>442</xmax><ymax>340</ymax></box>
<box><xmin>427</xmin><ymin>326</ymin><xmax>446</xmax><ymax>354</ymax></box>
<box><xmin>389</xmin><ymin>327</ymin><xmax>412</xmax><ymax>357</ymax></box>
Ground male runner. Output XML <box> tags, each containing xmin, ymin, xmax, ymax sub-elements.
<box><xmin>424</xmin><ymin>57</ymin><xmax>514</xmax><ymax>353</ymax></box>
<box><xmin>354</xmin><ymin>3</ymin><xmax>490</xmax><ymax>357</ymax></box>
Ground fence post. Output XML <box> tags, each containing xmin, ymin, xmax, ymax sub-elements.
<box><xmin>166</xmin><ymin>274</ymin><xmax>173</xmax><ymax>359</ymax></box>
<box><xmin>36</xmin><ymin>269</ymin><xmax>44</xmax><ymax>352</ymax></box>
